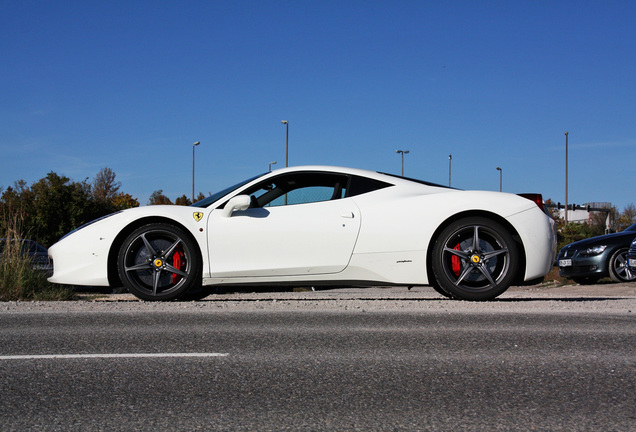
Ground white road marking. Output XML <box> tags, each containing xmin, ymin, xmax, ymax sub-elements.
<box><xmin>0</xmin><ymin>353</ymin><xmax>229</xmax><ymax>360</ymax></box>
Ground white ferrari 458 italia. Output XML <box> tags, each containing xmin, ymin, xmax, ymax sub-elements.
<box><xmin>48</xmin><ymin>166</ymin><xmax>557</xmax><ymax>301</ymax></box>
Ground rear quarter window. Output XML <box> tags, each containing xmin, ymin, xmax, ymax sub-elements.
<box><xmin>348</xmin><ymin>176</ymin><xmax>392</xmax><ymax>197</ymax></box>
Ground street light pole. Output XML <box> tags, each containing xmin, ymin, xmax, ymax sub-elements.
<box><xmin>269</xmin><ymin>161</ymin><xmax>277</xmax><ymax>172</ymax></box>
<box><xmin>192</xmin><ymin>141</ymin><xmax>200</xmax><ymax>202</ymax></box>
<box><xmin>565</xmin><ymin>131</ymin><xmax>569</xmax><ymax>224</ymax></box>
<box><xmin>281</xmin><ymin>120</ymin><xmax>289</xmax><ymax>205</ymax></box>
<box><xmin>448</xmin><ymin>154</ymin><xmax>452</xmax><ymax>187</ymax></box>
<box><xmin>496</xmin><ymin>166</ymin><xmax>502</xmax><ymax>192</ymax></box>
<box><xmin>396</xmin><ymin>150</ymin><xmax>409</xmax><ymax>176</ymax></box>
<box><xmin>281</xmin><ymin>120</ymin><xmax>289</xmax><ymax>167</ymax></box>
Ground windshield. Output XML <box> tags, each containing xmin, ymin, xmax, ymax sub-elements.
<box><xmin>191</xmin><ymin>173</ymin><xmax>266</xmax><ymax>208</ymax></box>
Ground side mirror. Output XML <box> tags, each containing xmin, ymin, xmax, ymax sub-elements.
<box><xmin>220</xmin><ymin>195</ymin><xmax>251</xmax><ymax>218</ymax></box>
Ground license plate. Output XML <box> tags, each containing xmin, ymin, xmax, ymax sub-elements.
<box><xmin>559</xmin><ymin>259</ymin><xmax>572</xmax><ymax>267</ymax></box>
<box><xmin>629</xmin><ymin>258</ymin><xmax>636</xmax><ymax>268</ymax></box>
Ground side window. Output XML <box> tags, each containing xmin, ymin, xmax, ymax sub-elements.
<box><xmin>270</xmin><ymin>186</ymin><xmax>337</xmax><ymax>206</ymax></box>
<box><xmin>348</xmin><ymin>176</ymin><xmax>392</xmax><ymax>196</ymax></box>
<box><xmin>244</xmin><ymin>172</ymin><xmax>349</xmax><ymax>208</ymax></box>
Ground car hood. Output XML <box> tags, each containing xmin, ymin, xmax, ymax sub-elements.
<box><xmin>564</xmin><ymin>230</ymin><xmax>636</xmax><ymax>249</ymax></box>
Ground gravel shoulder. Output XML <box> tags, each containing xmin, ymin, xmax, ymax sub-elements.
<box><xmin>3</xmin><ymin>281</ymin><xmax>636</xmax><ymax>314</ymax></box>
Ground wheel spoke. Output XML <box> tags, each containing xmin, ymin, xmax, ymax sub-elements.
<box><xmin>164</xmin><ymin>263</ymin><xmax>188</xmax><ymax>278</ymax></box>
<box><xmin>614</xmin><ymin>254</ymin><xmax>627</xmax><ymax>279</ymax></box>
<box><xmin>163</xmin><ymin>239</ymin><xmax>182</xmax><ymax>260</ymax></box>
<box><xmin>482</xmin><ymin>248</ymin><xmax>508</xmax><ymax>261</ymax></box>
<box><xmin>126</xmin><ymin>263</ymin><xmax>151</xmax><ymax>272</ymax></box>
<box><xmin>444</xmin><ymin>246</ymin><xmax>470</xmax><ymax>260</ymax></box>
<box><xmin>455</xmin><ymin>264</ymin><xmax>475</xmax><ymax>285</ymax></box>
<box><xmin>475</xmin><ymin>262</ymin><xmax>497</xmax><ymax>287</ymax></box>
<box><xmin>152</xmin><ymin>269</ymin><xmax>161</xmax><ymax>296</ymax></box>
<box><xmin>140</xmin><ymin>233</ymin><xmax>158</xmax><ymax>257</ymax></box>
<box><xmin>472</xmin><ymin>226</ymin><xmax>480</xmax><ymax>251</ymax></box>
<box><xmin>615</xmin><ymin>256</ymin><xmax>626</xmax><ymax>273</ymax></box>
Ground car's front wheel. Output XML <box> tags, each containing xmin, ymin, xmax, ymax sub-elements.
<box><xmin>117</xmin><ymin>223</ymin><xmax>201</xmax><ymax>301</ymax></box>
<box><xmin>608</xmin><ymin>247</ymin><xmax>635</xmax><ymax>283</ymax></box>
<box><xmin>431</xmin><ymin>217</ymin><xmax>519</xmax><ymax>301</ymax></box>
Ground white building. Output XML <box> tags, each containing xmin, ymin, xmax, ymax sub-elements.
<box><xmin>558</xmin><ymin>202</ymin><xmax>612</xmax><ymax>232</ymax></box>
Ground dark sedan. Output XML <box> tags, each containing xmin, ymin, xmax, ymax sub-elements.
<box><xmin>0</xmin><ymin>238</ymin><xmax>53</xmax><ymax>274</ymax></box>
<box><xmin>557</xmin><ymin>223</ymin><xmax>636</xmax><ymax>284</ymax></box>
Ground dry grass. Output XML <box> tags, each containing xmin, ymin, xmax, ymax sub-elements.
<box><xmin>543</xmin><ymin>266</ymin><xmax>571</xmax><ymax>285</ymax></box>
<box><xmin>0</xmin><ymin>214</ymin><xmax>75</xmax><ymax>301</ymax></box>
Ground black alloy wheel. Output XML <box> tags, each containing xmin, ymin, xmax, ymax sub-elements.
<box><xmin>117</xmin><ymin>223</ymin><xmax>201</xmax><ymax>301</ymax></box>
<box><xmin>432</xmin><ymin>217</ymin><xmax>519</xmax><ymax>301</ymax></box>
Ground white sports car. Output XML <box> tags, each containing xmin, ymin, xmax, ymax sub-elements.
<box><xmin>48</xmin><ymin>166</ymin><xmax>557</xmax><ymax>301</ymax></box>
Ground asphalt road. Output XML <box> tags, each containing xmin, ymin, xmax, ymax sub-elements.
<box><xmin>1</xmin><ymin>283</ymin><xmax>635</xmax><ymax>431</ymax></box>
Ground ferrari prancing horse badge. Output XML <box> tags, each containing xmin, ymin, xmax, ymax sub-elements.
<box><xmin>193</xmin><ymin>212</ymin><xmax>203</xmax><ymax>222</ymax></box>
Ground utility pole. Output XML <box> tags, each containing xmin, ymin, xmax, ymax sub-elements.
<box><xmin>192</xmin><ymin>141</ymin><xmax>200</xmax><ymax>202</ymax></box>
<box><xmin>565</xmin><ymin>132</ymin><xmax>569</xmax><ymax>225</ymax></box>
<box><xmin>496</xmin><ymin>167</ymin><xmax>502</xmax><ymax>192</ymax></box>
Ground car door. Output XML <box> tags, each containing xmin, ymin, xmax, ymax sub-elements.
<box><xmin>206</xmin><ymin>171</ymin><xmax>361</xmax><ymax>278</ymax></box>
<box><xmin>206</xmin><ymin>197</ymin><xmax>361</xmax><ymax>277</ymax></box>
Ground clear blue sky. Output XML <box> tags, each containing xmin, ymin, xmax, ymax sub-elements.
<box><xmin>2</xmin><ymin>1</ymin><xmax>635</xmax><ymax>210</ymax></box>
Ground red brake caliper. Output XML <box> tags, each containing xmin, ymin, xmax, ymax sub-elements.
<box><xmin>171</xmin><ymin>249</ymin><xmax>183</xmax><ymax>284</ymax></box>
<box><xmin>452</xmin><ymin>244</ymin><xmax>461</xmax><ymax>276</ymax></box>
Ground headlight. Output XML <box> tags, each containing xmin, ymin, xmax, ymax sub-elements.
<box><xmin>582</xmin><ymin>245</ymin><xmax>607</xmax><ymax>256</ymax></box>
<box><xmin>631</xmin><ymin>238</ymin><xmax>636</xmax><ymax>247</ymax></box>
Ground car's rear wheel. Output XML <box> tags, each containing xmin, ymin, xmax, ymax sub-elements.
<box><xmin>117</xmin><ymin>223</ymin><xmax>201</xmax><ymax>301</ymax></box>
<box><xmin>608</xmin><ymin>248</ymin><xmax>635</xmax><ymax>282</ymax></box>
<box><xmin>429</xmin><ymin>280</ymin><xmax>453</xmax><ymax>298</ymax></box>
<box><xmin>431</xmin><ymin>217</ymin><xmax>519</xmax><ymax>301</ymax></box>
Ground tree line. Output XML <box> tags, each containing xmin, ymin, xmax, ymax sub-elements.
<box><xmin>0</xmin><ymin>167</ymin><xmax>204</xmax><ymax>247</ymax></box>
<box><xmin>2</xmin><ymin>168</ymin><xmax>635</xmax><ymax>249</ymax></box>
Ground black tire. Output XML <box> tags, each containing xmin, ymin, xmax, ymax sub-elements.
<box><xmin>608</xmin><ymin>248</ymin><xmax>636</xmax><ymax>282</ymax></box>
<box><xmin>431</xmin><ymin>217</ymin><xmax>520</xmax><ymax>301</ymax></box>
<box><xmin>117</xmin><ymin>223</ymin><xmax>201</xmax><ymax>301</ymax></box>
<box><xmin>429</xmin><ymin>280</ymin><xmax>453</xmax><ymax>298</ymax></box>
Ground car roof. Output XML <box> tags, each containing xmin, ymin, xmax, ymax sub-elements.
<box><xmin>266</xmin><ymin>165</ymin><xmax>452</xmax><ymax>189</ymax></box>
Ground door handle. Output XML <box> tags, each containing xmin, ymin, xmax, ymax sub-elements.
<box><xmin>341</xmin><ymin>212</ymin><xmax>355</xmax><ymax>219</ymax></box>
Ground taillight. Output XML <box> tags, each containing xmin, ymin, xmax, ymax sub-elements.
<box><xmin>518</xmin><ymin>193</ymin><xmax>545</xmax><ymax>212</ymax></box>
